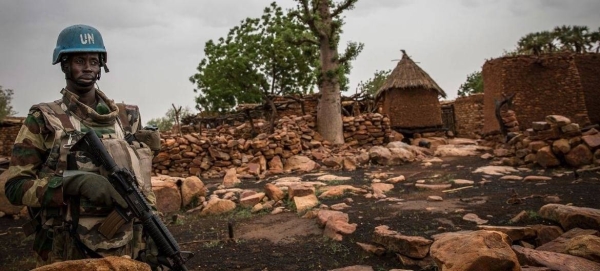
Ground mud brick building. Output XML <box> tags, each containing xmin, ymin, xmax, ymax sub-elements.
<box><xmin>482</xmin><ymin>53</ymin><xmax>600</xmax><ymax>134</ymax></box>
<box><xmin>376</xmin><ymin>50</ymin><xmax>447</xmax><ymax>131</ymax></box>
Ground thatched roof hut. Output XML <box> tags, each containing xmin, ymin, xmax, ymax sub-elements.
<box><xmin>376</xmin><ymin>50</ymin><xmax>446</xmax><ymax>129</ymax></box>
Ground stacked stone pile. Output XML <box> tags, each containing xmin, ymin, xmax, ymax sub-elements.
<box><xmin>502</xmin><ymin>109</ymin><xmax>520</xmax><ymax>133</ymax></box>
<box><xmin>500</xmin><ymin>115</ymin><xmax>600</xmax><ymax>168</ymax></box>
<box><xmin>153</xmin><ymin>113</ymin><xmax>392</xmax><ymax>179</ymax></box>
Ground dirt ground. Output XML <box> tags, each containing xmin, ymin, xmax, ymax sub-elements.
<box><xmin>1</xmin><ymin>155</ymin><xmax>599</xmax><ymax>271</ymax></box>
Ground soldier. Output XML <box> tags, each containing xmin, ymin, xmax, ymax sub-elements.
<box><xmin>4</xmin><ymin>24</ymin><xmax>161</xmax><ymax>268</ymax></box>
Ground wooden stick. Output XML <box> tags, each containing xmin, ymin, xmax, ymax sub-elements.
<box><xmin>443</xmin><ymin>186</ymin><xmax>473</xmax><ymax>193</ymax></box>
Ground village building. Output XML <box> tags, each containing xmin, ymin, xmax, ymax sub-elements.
<box><xmin>375</xmin><ymin>50</ymin><xmax>447</xmax><ymax>133</ymax></box>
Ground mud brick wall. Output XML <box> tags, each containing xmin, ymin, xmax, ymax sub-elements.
<box><xmin>453</xmin><ymin>94</ymin><xmax>484</xmax><ymax>138</ymax></box>
<box><xmin>0</xmin><ymin>118</ymin><xmax>25</xmax><ymax>156</ymax></box>
<box><xmin>574</xmin><ymin>54</ymin><xmax>600</xmax><ymax>125</ymax></box>
<box><xmin>382</xmin><ymin>88</ymin><xmax>442</xmax><ymax>128</ymax></box>
<box><xmin>270</xmin><ymin>94</ymin><xmax>319</xmax><ymax>119</ymax></box>
<box><xmin>483</xmin><ymin>54</ymin><xmax>590</xmax><ymax>134</ymax></box>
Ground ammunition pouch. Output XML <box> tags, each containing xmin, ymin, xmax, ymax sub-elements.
<box><xmin>134</xmin><ymin>129</ymin><xmax>161</xmax><ymax>152</ymax></box>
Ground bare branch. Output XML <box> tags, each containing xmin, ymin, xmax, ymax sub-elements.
<box><xmin>331</xmin><ymin>0</ymin><xmax>356</xmax><ymax>18</ymax></box>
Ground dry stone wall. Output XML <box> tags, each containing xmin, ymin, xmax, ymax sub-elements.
<box><xmin>453</xmin><ymin>94</ymin><xmax>484</xmax><ymax>138</ymax></box>
<box><xmin>153</xmin><ymin>113</ymin><xmax>391</xmax><ymax>179</ymax></box>
<box><xmin>0</xmin><ymin>118</ymin><xmax>25</xmax><ymax>156</ymax></box>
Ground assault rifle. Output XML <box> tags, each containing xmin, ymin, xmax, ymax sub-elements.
<box><xmin>71</xmin><ymin>131</ymin><xmax>193</xmax><ymax>271</ymax></box>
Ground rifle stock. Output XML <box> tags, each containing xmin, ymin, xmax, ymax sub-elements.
<box><xmin>71</xmin><ymin>131</ymin><xmax>193</xmax><ymax>271</ymax></box>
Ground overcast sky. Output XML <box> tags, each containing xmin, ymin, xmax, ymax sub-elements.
<box><xmin>1</xmin><ymin>0</ymin><xmax>599</xmax><ymax>123</ymax></box>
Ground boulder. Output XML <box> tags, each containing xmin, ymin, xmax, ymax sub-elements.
<box><xmin>477</xmin><ymin>225</ymin><xmax>536</xmax><ymax>242</ymax></box>
<box><xmin>268</xmin><ymin>156</ymin><xmax>284</xmax><ymax>174</ymax></box>
<box><xmin>368</xmin><ymin>146</ymin><xmax>392</xmax><ymax>165</ymax></box>
<box><xmin>565</xmin><ymin>144</ymin><xmax>593</xmax><ymax>167</ymax></box>
<box><xmin>283</xmin><ymin>155</ymin><xmax>318</xmax><ymax>173</ymax></box>
<box><xmin>240</xmin><ymin>192</ymin><xmax>265</xmax><ymax>208</ymax></box>
<box><xmin>294</xmin><ymin>194</ymin><xmax>319</xmax><ymax>213</ymax></box>
<box><xmin>31</xmin><ymin>256</ymin><xmax>151</xmax><ymax>271</ymax></box>
<box><xmin>536</xmin><ymin>146</ymin><xmax>560</xmax><ymax>168</ymax></box>
<box><xmin>537</xmin><ymin>228</ymin><xmax>599</xmax><ymax>253</ymax></box>
<box><xmin>264</xmin><ymin>183</ymin><xmax>285</xmax><ymax>201</ymax></box>
<box><xmin>180</xmin><ymin>176</ymin><xmax>206</xmax><ymax>207</ymax></box>
<box><xmin>552</xmin><ymin>139</ymin><xmax>571</xmax><ymax>155</ymax></box>
<box><xmin>565</xmin><ymin>234</ymin><xmax>600</xmax><ymax>262</ymax></box>
<box><xmin>373</xmin><ymin>225</ymin><xmax>433</xmax><ymax>259</ymax></box>
<box><xmin>200</xmin><ymin>198</ymin><xmax>236</xmax><ymax>216</ymax></box>
<box><xmin>151</xmin><ymin>179</ymin><xmax>181</xmax><ymax>213</ymax></box>
<box><xmin>512</xmin><ymin>245</ymin><xmax>600</xmax><ymax>271</ymax></box>
<box><xmin>539</xmin><ymin>204</ymin><xmax>600</xmax><ymax>231</ymax></box>
<box><xmin>430</xmin><ymin>230</ymin><xmax>520</xmax><ymax>271</ymax></box>
<box><xmin>317</xmin><ymin>210</ymin><xmax>349</xmax><ymax>227</ymax></box>
<box><xmin>223</xmin><ymin>167</ymin><xmax>240</xmax><ymax>188</ymax></box>
<box><xmin>287</xmin><ymin>183</ymin><xmax>316</xmax><ymax>199</ymax></box>
<box><xmin>530</xmin><ymin>224</ymin><xmax>564</xmax><ymax>247</ymax></box>
<box><xmin>582</xmin><ymin>133</ymin><xmax>600</xmax><ymax>150</ymax></box>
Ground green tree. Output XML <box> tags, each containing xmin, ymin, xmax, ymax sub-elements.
<box><xmin>514</xmin><ymin>25</ymin><xmax>597</xmax><ymax>55</ymax></box>
<box><xmin>357</xmin><ymin>69</ymin><xmax>391</xmax><ymax>96</ymax></box>
<box><xmin>189</xmin><ymin>2</ymin><xmax>318</xmax><ymax>114</ymax></box>
<box><xmin>0</xmin><ymin>85</ymin><xmax>17</xmax><ymax>121</ymax></box>
<box><xmin>291</xmin><ymin>0</ymin><xmax>364</xmax><ymax>144</ymax></box>
<box><xmin>457</xmin><ymin>71</ymin><xmax>483</xmax><ymax>97</ymax></box>
<box><xmin>146</xmin><ymin>106</ymin><xmax>194</xmax><ymax>132</ymax></box>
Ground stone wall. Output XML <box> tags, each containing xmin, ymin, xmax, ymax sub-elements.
<box><xmin>482</xmin><ymin>53</ymin><xmax>591</xmax><ymax>134</ymax></box>
<box><xmin>153</xmin><ymin>113</ymin><xmax>390</xmax><ymax>179</ymax></box>
<box><xmin>574</xmin><ymin>54</ymin><xmax>600</xmax><ymax>125</ymax></box>
<box><xmin>0</xmin><ymin>118</ymin><xmax>25</xmax><ymax>156</ymax></box>
<box><xmin>453</xmin><ymin>94</ymin><xmax>484</xmax><ymax>138</ymax></box>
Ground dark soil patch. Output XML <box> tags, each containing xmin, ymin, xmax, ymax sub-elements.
<box><xmin>1</xmin><ymin>156</ymin><xmax>599</xmax><ymax>271</ymax></box>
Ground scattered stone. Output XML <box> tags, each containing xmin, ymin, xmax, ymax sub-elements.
<box><xmin>500</xmin><ymin>175</ymin><xmax>524</xmax><ymax>181</ymax></box>
<box><xmin>415</xmin><ymin>183</ymin><xmax>452</xmax><ymax>190</ymax></box>
<box><xmin>472</xmin><ymin>166</ymin><xmax>519</xmax><ymax>175</ymax></box>
<box><xmin>373</xmin><ymin>225</ymin><xmax>433</xmax><ymax>259</ymax></box>
<box><xmin>356</xmin><ymin>242</ymin><xmax>386</xmax><ymax>256</ymax></box>
<box><xmin>240</xmin><ymin>192</ymin><xmax>265</xmax><ymax>208</ymax></box>
<box><xmin>452</xmin><ymin>179</ymin><xmax>474</xmax><ymax>185</ymax></box>
<box><xmin>151</xmin><ymin>179</ymin><xmax>181</xmax><ymax>214</ymax></box>
<box><xmin>512</xmin><ymin>245</ymin><xmax>600</xmax><ymax>271</ymax></box>
<box><xmin>430</xmin><ymin>231</ymin><xmax>520</xmax><ymax>271</ymax></box>
<box><xmin>331</xmin><ymin>203</ymin><xmax>351</xmax><ymax>211</ymax></box>
<box><xmin>427</xmin><ymin>196</ymin><xmax>443</xmax><ymax>202</ymax></box>
<box><xmin>264</xmin><ymin>183</ymin><xmax>285</xmax><ymax>201</ymax></box>
<box><xmin>371</xmin><ymin>183</ymin><xmax>394</xmax><ymax>198</ymax></box>
<box><xmin>544</xmin><ymin>195</ymin><xmax>561</xmax><ymax>203</ymax></box>
<box><xmin>319</xmin><ymin>185</ymin><xmax>367</xmax><ymax>199</ymax></box>
<box><xmin>462</xmin><ymin>213</ymin><xmax>488</xmax><ymax>225</ymax></box>
<box><xmin>481</xmin><ymin>153</ymin><xmax>493</xmax><ymax>159</ymax></box>
<box><xmin>223</xmin><ymin>167</ymin><xmax>240</xmax><ymax>188</ymax></box>
<box><xmin>434</xmin><ymin>145</ymin><xmax>490</xmax><ymax>157</ymax></box>
<box><xmin>283</xmin><ymin>155</ymin><xmax>318</xmax><ymax>173</ymax></box>
<box><xmin>539</xmin><ymin>204</ymin><xmax>600</xmax><ymax>231</ymax></box>
<box><xmin>477</xmin><ymin>225</ymin><xmax>536</xmax><ymax>242</ymax></box>
<box><xmin>271</xmin><ymin>207</ymin><xmax>284</xmax><ymax>215</ymax></box>
<box><xmin>386</xmin><ymin>175</ymin><xmax>406</xmax><ymax>183</ymax></box>
<box><xmin>294</xmin><ymin>194</ymin><xmax>319</xmax><ymax>213</ymax></box>
<box><xmin>523</xmin><ymin>176</ymin><xmax>552</xmax><ymax>182</ymax></box>
<box><xmin>287</xmin><ymin>184</ymin><xmax>316</xmax><ymax>199</ymax></box>
<box><xmin>317</xmin><ymin>175</ymin><xmax>352</xmax><ymax>182</ymax></box>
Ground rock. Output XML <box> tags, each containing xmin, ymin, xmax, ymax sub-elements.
<box><xmin>151</xmin><ymin>179</ymin><xmax>181</xmax><ymax>213</ymax></box>
<box><xmin>356</xmin><ymin>242</ymin><xmax>386</xmax><ymax>256</ymax></box>
<box><xmin>264</xmin><ymin>183</ymin><xmax>285</xmax><ymax>201</ymax></box>
<box><xmin>453</xmin><ymin>179</ymin><xmax>475</xmax><ymax>185</ymax></box>
<box><xmin>565</xmin><ymin>144</ymin><xmax>593</xmax><ymax>167</ymax></box>
<box><xmin>283</xmin><ymin>155</ymin><xmax>318</xmax><ymax>173</ymax></box>
<box><xmin>331</xmin><ymin>203</ymin><xmax>351</xmax><ymax>211</ymax></box>
<box><xmin>529</xmin><ymin>141</ymin><xmax>549</xmax><ymax>152</ymax></box>
<box><xmin>294</xmin><ymin>194</ymin><xmax>319</xmax><ymax>213</ymax></box>
<box><xmin>448</xmin><ymin>138</ymin><xmax>478</xmax><ymax>145</ymax></box>
<box><xmin>481</xmin><ymin>153</ymin><xmax>494</xmax><ymax>159</ymax></box>
<box><xmin>373</xmin><ymin>225</ymin><xmax>433</xmax><ymax>259</ymax></box>
<box><xmin>512</xmin><ymin>245</ymin><xmax>600</xmax><ymax>271</ymax></box>
<box><xmin>546</xmin><ymin>115</ymin><xmax>571</xmax><ymax>126</ymax></box>
<box><xmin>565</xmin><ymin>234</ymin><xmax>600</xmax><ymax>262</ymax></box>
<box><xmin>415</xmin><ymin>183</ymin><xmax>452</xmax><ymax>190</ymax></box>
<box><xmin>317</xmin><ymin>175</ymin><xmax>352</xmax><ymax>182</ymax></box>
<box><xmin>240</xmin><ymin>192</ymin><xmax>265</xmax><ymax>208</ymax></box>
<box><xmin>583</xmin><ymin>133</ymin><xmax>600</xmax><ymax>150</ymax></box>
<box><xmin>287</xmin><ymin>184</ymin><xmax>316</xmax><ymax>199</ymax></box>
<box><xmin>343</xmin><ymin>157</ymin><xmax>357</xmax><ymax>171</ymax></box>
<box><xmin>472</xmin><ymin>166</ymin><xmax>519</xmax><ymax>175</ymax></box>
<box><xmin>317</xmin><ymin>210</ymin><xmax>349</xmax><ymax>227</ymax></box>
<box><xmin>200</xmin><ymin>198</ymin><xmax>236</xmax><ymax>216</ymax></box>
<box><xmin>536</xmin><ymin>146</ymin><xmax>560</xmax><ymax>168</ymax></box>
<box><xmin>371</xmin><ymin>183</ymin><xmax>394</xmax><ymax>198</ymax></box>
<box><xmin>532</xmin><ymin>121</ymin><xmax>551</xmax><ymax>131</ymax></box>
<box><xmin>477</xmin><ymin>225</ymin><xmax>536</xmax><ymax>242</ymax></box>
<box><xmin>324</xmin><ymin>217</ymin><xmax>357</xmax><ymax>241</ymax></box>
<box><xmin>552</xmin><ymin>139</ymin><xmax>571</xmax><ymax>155</ymax></box>
<box><xmin>500</xmin><ymin>175</ymin><xmax>524</xmax><ymax>181</ymax></box>
<box><xmin>537</xmin><ymin>228</ymin><xmax>599</xmax><ymax>253</ymax></box>
<box><xmin>319</xmin><ymin>185</ymin><xmax>367</xmax><ymax>199</ymax></box>
<box><xmin>268</xmin><ymin>156</ymin><xmax>284</xmax><ymax>174</ymax></box>
<box><xmin>531</xmin><ymin>224</ymin><xmax>564</xmax><ymax>247</ymax></box>
<box><xmin>494</xmin><ymin>148</ymin><xmax>511</xmax><ymax>157</ymax></box>
<box><xmin>434</xmin><ymin>145</ymin><xmax>489</xmax><ymax>157</ymax></box>
<box><xmin>223</xmin><ymin>167</ymin><xmax>240</xmax><ymax>188</ymax></box>
<box><xmin>368</xmin><ymin>146</ymin><xmax>393</xmax><ymax>165</ymax></box>
<box><xmin>430</xmin><ymin>231</ymin><xmax>520</xmax><ymax>271</ymax></box>
<box><xmin>427</xmin><ymin>196</ymin><xmax>444</xmax><ymax>202</ymax></box>
<box><xmin>539</xmin><ymin>204</ymin><xmax>600</xmax><ymax>231</ymax></box>
<box><xmin>561</xmin><ymin>123</ymin><xmax>580</xmax><ymax>134</ymax></box>
<box><xmin>386</xmin><ymin>175</ymin><xmax>406</xmax><ymax>183</ymax></box>
<box><xmin>544</xmin><ymin>195</ymin><xmax>561</xmax><ymax>203</ymax></box>
<box><xmin>322</xmin><ymin>156</ymin><xmax>344</xmax><ymax>168</ymax></box>
<box><xmin>463</xmin><ymin>213</ymin><xmax>488</xmax><ymax>225</ymax></box>
<box><xmin>181</xmin><ymin>176</ymin><xmax>206</xmax><ymax>207</ymax></box>
<box><xmin>271</xmin><ymin>207</ymin><xmax>284</xmax><ymax>215</ymax></box>
<box><xmin>31</xmin><ymin>256</ymin><xmax>151</xmax><ymax>271</ymax></box>
<box><xmin>523</xmin><ymin>176</ymin><xmax>552</xmax><ymax>182</ymax></box>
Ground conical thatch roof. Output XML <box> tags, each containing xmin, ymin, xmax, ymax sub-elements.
<box><xmin>375</xmin><ymin>50</ymin><xmax>447</xmax><ymax>99</ymax></box>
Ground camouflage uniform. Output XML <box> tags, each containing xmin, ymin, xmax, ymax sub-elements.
<box><xmin>5</xmin><ymin>88</ymin><xmax>157</xmax><ymax>267</ymax></box>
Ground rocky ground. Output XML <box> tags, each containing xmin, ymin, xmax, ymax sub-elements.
<box><xmin>1</xmin><ymin>153</ymin><xmax>600</xmax><ymax>271</ymax></box>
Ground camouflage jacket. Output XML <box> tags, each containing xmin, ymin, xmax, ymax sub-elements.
<box><xmin>5</xmin><ymin>88</ymin><xmax>156</xmax><ymax>263</ymax></box>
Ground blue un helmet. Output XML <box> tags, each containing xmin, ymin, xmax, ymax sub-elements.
<box><xmin>52</xmin><ymin>24</ymin><xmax>109</xmax><ymax>73</ymax></box>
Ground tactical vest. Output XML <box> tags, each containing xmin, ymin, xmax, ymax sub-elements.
<box><xmin>32</xmin><ymin>99</ymin><xmax>156</xmax><ymax>258</ymax></box>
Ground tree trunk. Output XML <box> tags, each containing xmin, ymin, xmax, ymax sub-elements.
<box><xmin>316</xmin><ymin>1</ymin><xmax>344</xmax><ymax>144</ymax></box>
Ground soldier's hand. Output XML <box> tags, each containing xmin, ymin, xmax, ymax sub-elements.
<box><xmin>63</xmin><ymin>172</ymin><xmax>128</xmax><ymax>208</ymax></box>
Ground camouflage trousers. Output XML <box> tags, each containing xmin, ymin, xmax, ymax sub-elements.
<box><xmin>34</xmin><ymin>224</ymin><xmax>145</xmax><ymax>268</ymax></box>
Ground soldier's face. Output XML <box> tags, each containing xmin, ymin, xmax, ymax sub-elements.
<box><xmin>64</xmin><ymin>53</ymin><xmax>101</xmax><ymax>88</ymax></box>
